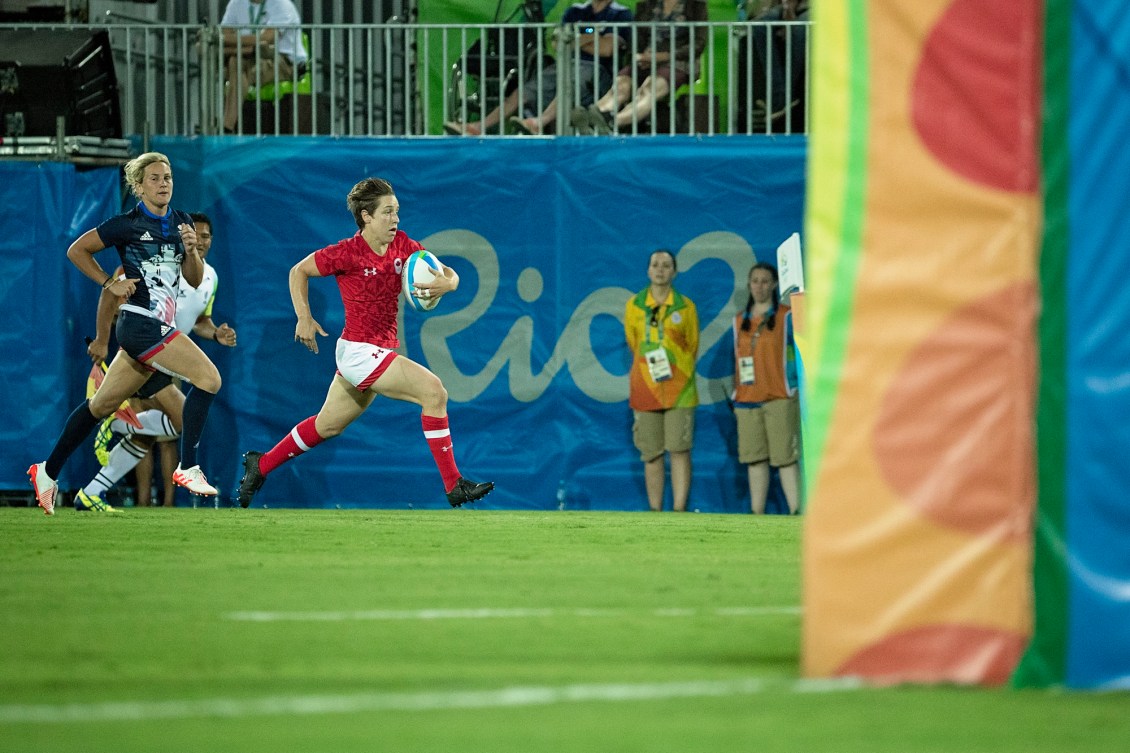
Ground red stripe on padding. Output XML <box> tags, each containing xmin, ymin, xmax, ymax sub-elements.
<box><xmin>358</xmin><ymin>351</ymin><xmax>398</xmax><ymax>391</ymax></box>
<box><xmin>137</xmin><ymin>329</ymin><xmax>183</xmax><ymax>370</ymax></box>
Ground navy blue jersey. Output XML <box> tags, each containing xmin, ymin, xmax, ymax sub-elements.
<box><xmin>96</xmin><ymin>203</ymin><xmax>194</xmax><ymax>326</ymax></box>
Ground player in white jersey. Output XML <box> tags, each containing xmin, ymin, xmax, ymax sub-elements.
<box><xmin>174</xmin><ymin>213</ymin><xmax>238</xmax><ymax>344</ymax></box>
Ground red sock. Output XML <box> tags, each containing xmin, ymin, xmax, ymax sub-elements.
<box><xmin>260</xmin><ymin>416</ymin><xmax>324</xmax><ymax>475</ymax></box>
<box><xmin>422</xmin><ymin>414</ymin><xmax>461</xmax><ymax>492</ymax></box>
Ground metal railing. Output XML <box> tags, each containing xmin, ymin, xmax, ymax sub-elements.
<box><xmin>440</xmin><ymin>20</ymin><xmax>810</xmax><ymax>136</ymax></box>
<box><xmin>0</xmin><ymin>19</ymin><xmax>810</xmax><ymax>138</ymax></box>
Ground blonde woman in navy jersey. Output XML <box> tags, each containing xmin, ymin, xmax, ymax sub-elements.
<box><xmin>235</xmin><ymin>177</ymin><xmax>494</xmax><ymax>508</ymax></box>
<box><xmin>27</xmin><ymin>152</ymin><xmax>222</xmax><ymax>515</ymax></box>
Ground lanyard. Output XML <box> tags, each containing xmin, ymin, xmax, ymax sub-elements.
<box><xmin>743</xmin><ymin>308</ymin><xmax>774</xmax><ymax>342</ymax></box>
<box><xmin>645</xmin><ymin>304</ymin><xmax>666</xmax><ymax>344</ymax></box>
<box><xmin>249</xmin><ymin>1</ymin><xmax>266</xmax><ymax>26</ymax></box>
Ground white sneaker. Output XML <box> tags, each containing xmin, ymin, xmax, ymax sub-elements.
<box><xmin>27</xmin><ymin>462</ymin><xmax>57</xmax><ymax>516</ymax></box>
<box><xmin>172</xmin><ymin>464</ymin><xmax>218</xmax><ymax>496</ymax></box>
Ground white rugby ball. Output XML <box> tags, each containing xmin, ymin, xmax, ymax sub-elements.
<box><xmin>402</xmin><ymin>250</ymin><xmax>443</xmax><ymax>312</ymax></box>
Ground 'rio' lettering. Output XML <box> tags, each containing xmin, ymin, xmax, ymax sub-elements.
<box><xmin>416</xmin><ymin>229</ymin><xmax>759</xmax><ymax>405</ymax></box>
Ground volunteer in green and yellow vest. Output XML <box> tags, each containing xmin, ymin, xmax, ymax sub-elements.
<box><xmin>624</xmin><ymin>249</ymin><xmax>699</xmax><ymax>511</ymax></box>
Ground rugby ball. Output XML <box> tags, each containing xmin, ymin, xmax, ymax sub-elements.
<box><xmin>402</xmin><ymin>250</ymin><xmax>442</xmax><ymax>312</ymax></box>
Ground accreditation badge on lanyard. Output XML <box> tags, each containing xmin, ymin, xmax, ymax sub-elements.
<box><xmin>739</xmin><ymin>311</ymin><xmax>772</xmax><ymax>385</ymax></box>
<box><xmin>739</xmin><ymin>356</ymin><xmax>755</xmax><ymax>385</ymax></box>
<box><xmin>643</xmin><ymin>342</ymin><xmax>673</xmax><ymax>382</ymax></box>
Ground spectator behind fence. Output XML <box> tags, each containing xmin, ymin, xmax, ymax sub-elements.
<box><xmin>731</xmin><ymin>262</ymin><xmax>800</xmax><ymax>514</ymax></box>
<box><xmin>742</xmin><ymin>0</ymin><xmax>810</xmax><ymax>133</ymax></box>
<box><xmin>220</xmin><ymin>0</ymin><xmax>308</xmax><ymax>134</ymax></box>
<box><xmin>572</xmin><ymin>0</ymin><xmax>707</xmax><ymax>134</ymax></box>
<box><xmin>511</xmin><ymin>1</ymin><xmax>637</xmax><ymax>135</ymax></box>
<box><xmin>624</xmin><ymin>249</ymin><xmax>699</xmax><ymax>512</ymax></box>
<box><xmin>445</xmin><ymin>0</ymin><xmax>634</xmax><ymax>136</ymax></box>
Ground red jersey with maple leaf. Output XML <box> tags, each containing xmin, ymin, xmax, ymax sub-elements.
<box><xmin>314</xmin><ymin>230</ymin><xmax>424</xmax><ymax>349</ymax></box>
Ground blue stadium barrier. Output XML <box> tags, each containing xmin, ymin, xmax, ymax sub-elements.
<box><xmin>1</xmin><ymin>135</ymin><xmax>806</xmax><ymax>511</ymax></box>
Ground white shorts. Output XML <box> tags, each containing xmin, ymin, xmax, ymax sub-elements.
<box><xmin>335</xmin><ymin>338</ymin><xmax>399</xmax><ymax>391</ymax></box>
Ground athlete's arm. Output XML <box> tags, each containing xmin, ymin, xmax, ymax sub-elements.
<box><xmin>179</xmin><ymin>223</ymin><xmax>203</xmax><ymax>288</ymax></box>
<box><xmin>67</xmin><ymin>229</ymin><xmax>138</xmax><ymax>298</ymax></box>
<box><xmin>290</xmin><ymin>253</ymin><xmax>329</xmax><ymax>354</ymax></box>
<box><xmin>88</xmin><ymin>265</ymin><xmax>126</xmax><ymax>364</ymax></box>
<box><xmin>193</xmin><ymin>316</ymin><xmax>238</xmax><ymax>347</ymax></box>
<box><xmin>192</xmin><ymin>316</ymin><xmax>217</xmax><ymax>342</ymax></box>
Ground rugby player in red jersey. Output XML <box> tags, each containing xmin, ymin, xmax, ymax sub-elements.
<box><xmin>237</xmin><ymin>177</ymin><xmax>494</xmax><ymax>508</ymax></box>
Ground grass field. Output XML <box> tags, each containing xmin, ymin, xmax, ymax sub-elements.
<box><xmin>1</xmin><ymin>508</ymin><xmax>1126</xmax><ymax>752</ymax></box>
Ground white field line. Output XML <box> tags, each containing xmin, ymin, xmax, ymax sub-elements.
<box><xmin>223</xmin><ymin>606</ymin><xmax>802</xmax><ymax>622</ymax></box>
<box><xmin>0</xmin><ymin>677</ymin><xmax>862</xmax><ymax>725</ymax></box>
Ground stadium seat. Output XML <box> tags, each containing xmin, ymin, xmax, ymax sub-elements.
<box><xmin>245</xmin><ymin>33</ymin><xmax>311</xmax><ymax>102</ymax></box>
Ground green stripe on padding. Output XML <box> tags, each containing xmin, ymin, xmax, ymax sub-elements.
<box><xmin>803</xmin><ymin>1</ymin><xmax>870</xmax><ymax>500</ymax></box>
<box><xmin>1012</xmin><ymin>0</ymin><xmax>1070</xmax><ymax>689</ymax></box>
